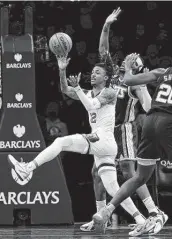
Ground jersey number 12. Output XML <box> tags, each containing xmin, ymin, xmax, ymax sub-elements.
<box><xmin>90</xmin><ymin>113</ymin><xmax>97</xmax><ymax>123</ymax></box>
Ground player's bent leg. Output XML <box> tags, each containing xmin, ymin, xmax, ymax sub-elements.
<box><xmin>93</xmin><ymin>161</ymin><xmax>156</xmax><ymax>234</ymax></box>
<box><xmin>119</xmin><ymin>160</ymin><xmax>159</xmax><ymax>216</ymax></box>
<box><xmin>80</xmin><ymin>163</ymin><xmax>106</xmax><ymax>232</ymax></box>
<box><xmin>95</xmin><ymin>157</ymin><xmax>145</xmax><ymax>226</ymax></box>
<box><xmin>92</xmin><ymin>163</ymin><xmax>106</xmax><ymax>202</ymax></box>
<box><xmin>8</xmin><ymin>134</ymin><xmax>89</xmax><ymax>180</ymax></box>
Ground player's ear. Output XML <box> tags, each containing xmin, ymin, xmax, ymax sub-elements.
<box><xmin>104</xmin><ymin>75</ymin><xmax>108</xmax><ymax>81</ymax></box>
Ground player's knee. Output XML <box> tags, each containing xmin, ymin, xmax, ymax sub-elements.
<box><xmin>135</xmin><ymin>172</ymin><xmax>147</xmax><ymax>187</ymax></box>
<box><xmin>54</xmin><ymin>136</ymin><xmax>73</xmax><ymax>149</ymax></box>
<box><xmin>99</xmin><ymin>170</ymin><xmax>119</xmax><ymax>197</ymax></box>
<box><xmin>122</xmin><ymin>168</ymin><xmax>136</xmax><ymax>181</ymax></box>
<box><xmin>92</xmin><ymin>165</ymin><xmax>101</xmax><ymax>183</ymax></box>
<box><xmin>120</xmin><ymin>161</ymin><xmax>136</xmax><ymax>180</ymax></box>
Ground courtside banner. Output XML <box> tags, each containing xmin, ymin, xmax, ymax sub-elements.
<box><xmin>0</xmin><ymin>34</ymin><xmax>45</xmax><ymax>152</ymax></box>
<box><xmin>0</xmin><ymin>152</ymin><xmax>74</xmax><ymax>225</ymax></box>
<box><xmin>0</xmin><ymin>109</ymin><xmax>45</xmax><ymax>151</ymax></box>
<box><xmin>1</xmin><ymin>35</ymin><xmax>36</xmax><ymax>109</ymax></box>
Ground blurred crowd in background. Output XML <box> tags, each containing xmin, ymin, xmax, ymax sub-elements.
<box><xmin>1</xmin><ymin>1</ymin><xmax>172</xmax><ymax>223</ymax></box>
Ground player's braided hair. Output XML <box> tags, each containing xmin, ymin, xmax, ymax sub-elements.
<box><xmin>96</xmin><ymin>51</ymin><xmax>116</xmax><ymax>87</ymax></box>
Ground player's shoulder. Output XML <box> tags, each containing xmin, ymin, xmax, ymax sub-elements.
<box><xmin>103</xmin><ymin>87</ymin><xmax>118</xmax><ymax>99</ymax></box>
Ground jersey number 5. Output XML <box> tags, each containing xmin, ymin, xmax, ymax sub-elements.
<box><xmin>156</xmin><ymin>83</ymin><xmax>172</xmax><ymax>104</ymax></box>
<box><xmin>90</xmin><ymin>113</ymin><xmax>97</xmax><ymax>123</ymax></box>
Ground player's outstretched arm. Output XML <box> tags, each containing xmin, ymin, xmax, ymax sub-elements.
<box><xmin>99</xmin><ymin>7</ymin><xmax>122</xmax><ymax>58</ymax></box>
<box><xmin>57</xmin><ymin>57</ymin><xmax>79</xmax><ymax>100</ymax></box>
<box><xmin>68</xmin><ymin>75</ymin><xmax>117</xmax><ymax>110</ymax></box>
<box><xmin>68</xmin><ymin>74</ymin><xmax>101</xmax><ymax>111</ymax></box>
<box><xmin>123</xmin><ymin>54</ymin><xmax>166</xmax><ymax>86</ymax></box>
<box><xmin>96</xmin><ymin>88</ymin><xmax>117</xmax><ymax>106</ymax></box>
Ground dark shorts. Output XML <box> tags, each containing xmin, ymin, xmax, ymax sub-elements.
<box><xmin>114</xmin><ymin>122</ymin><xmax>138</xmax><ymax>160</ymax></box>
<box><xmin>137</xmin><ymin>112</ymin><xmax>172</xmax><ymax>161</ymax></box>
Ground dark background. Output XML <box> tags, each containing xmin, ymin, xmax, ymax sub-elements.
<box><xmin>2</xmin><ymin>1</ymin><xmax>172</xmax><ymax>223</ymax></box>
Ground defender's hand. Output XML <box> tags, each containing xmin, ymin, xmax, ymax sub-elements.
<box><xmin>105</xmin><ymin>7</ymin><xmax>122</xmax><ymax>25</ymax></box>
<box><xmin>124</xmin><ymin>53</ymin><xmax>140</xmax><ymax>72</ymax></box>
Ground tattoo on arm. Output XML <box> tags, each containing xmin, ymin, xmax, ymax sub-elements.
<box><xmin>59</xmin><ymin>69</ymin><xmax>69</xmax><ymax>93</ymax></box>
<box><xmin>97</xmin><ymin>88</ymin><xmax>116</xmax><ymax>106</ymax></box>
<box><xmin>103</xmin><ymin>23</ymin><xmax>109</xmax><ymax>32</ymax></box>
<box><xmin>59</xmin><ymin>69</ymin><xmax>79</xmax><ymax>100</ymax></box>
<box><xmin>65</xmin><ymin>89</ymin><xmax>80</xmax><ymax>100</ymax></box>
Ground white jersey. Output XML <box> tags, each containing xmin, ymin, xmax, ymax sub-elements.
<box><xmin>87</xmin><ymin>88</ymin><xmax>117</xmax><ymax>133</ymax></box>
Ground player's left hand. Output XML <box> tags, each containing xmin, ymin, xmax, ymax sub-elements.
<box><xmin>105</xmin><ymin>7</ymin><xmax>122</xmax><ymax>25</ymax></box>
<box><xmin>143</xmin><ymin>67</ymin><xmax>149</xmax><ymax>73</ymax></box>
<box><xmin>68</xmin><ymin>72</ymin><xmax>81</xmax><ymax>88</ymax></box>
<box><xmin>124</xmin><ymin>53</ymin><xmax>140</xmax><ymax>72</ymax></box>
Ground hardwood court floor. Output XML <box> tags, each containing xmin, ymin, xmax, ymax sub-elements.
<box><xmin>0</xmin><ymin>223</ymin><xmax>172</xmax><ymax>239</ymax></box>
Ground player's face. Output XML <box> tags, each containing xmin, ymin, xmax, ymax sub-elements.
<box><xmin>91</xmin><ymin>66</ymin><xmax>107</xmax><ymax>86</ymax></box>
<box><xmin>132</xmin><ymin>56</ymin><xmax>144</xmax><ymax>74</ymax></box>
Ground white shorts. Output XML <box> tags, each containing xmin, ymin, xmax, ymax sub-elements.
<box><xmin>60</xmin><ymin>132</ymin><xmax>117</xmax><ymax>173</ymax></box>
<box><xmin>63</xmin><ymin>132</ymin><xmax>117</xmax><ymax>156</ymax></box>
<box><xmin>88</xmin><ymin>131</ymin><xmax>117</xmax><ymax>157</ymax></box>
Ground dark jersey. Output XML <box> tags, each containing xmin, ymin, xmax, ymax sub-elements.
<box><xmin>149</xmin><ymin>67</ymin><xmax>172</xmax><ymax>115</ymax></box>
<box><xmin>111</xmin><ymin>84</ymin><xmax>138</xmax><ymax>125</ymax></box>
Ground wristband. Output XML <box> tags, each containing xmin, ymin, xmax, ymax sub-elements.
<box><xmin>74</xmin><ymin>85</ymin><xmax>81</xmax><ymax>92</ymax></box>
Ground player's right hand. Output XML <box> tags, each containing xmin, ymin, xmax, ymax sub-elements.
<box><xmin>105</xmin><ymin>7</ymin><xmax>122</xmax><ymax>25</ymax></box>
<box><xmin>57</xmin><ymin>56</ymin><xmax>70</xmax><ymax>70</ymax></box>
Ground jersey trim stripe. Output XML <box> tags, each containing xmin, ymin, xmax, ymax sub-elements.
<box><xmin>121</xmin><ymin>124</ymin><xmax>128</xmax><ymax>158</ymax></box>
<box><xmin>124</xmin><ymin>98</ymin><xmax>133</xmax><ymax>123</ymax></box>
<box><xmin>124</xmin><ymin>98</ymin><xmax>138</xmax><ymax>123</ymax></box>
<box><xmin>124</xmin><ymin>123</ymin><xmax>135</xmax><ymax>159</ymax></box>
<box><xmin>121</xmin><ymin>123</ymin><xmax>135</xmax><ymax>159</ymax></box>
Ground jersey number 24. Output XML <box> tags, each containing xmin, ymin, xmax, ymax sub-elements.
<box><xmin>156</xmin><ymin>83</ymin><xmax>172</xmax><ymax>104</ymax></box>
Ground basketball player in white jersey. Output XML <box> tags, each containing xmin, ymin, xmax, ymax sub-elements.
<box><xmin>81</xmin><ymin>8</ymin><xmax>164</xmax><ymax>236</ymax></box>
<box><xmin>8</xmin><ymin>50</ymin><xmax>146</xmax><ymax>229</ymax></box>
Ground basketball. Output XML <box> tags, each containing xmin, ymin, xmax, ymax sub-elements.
<box><xmin>49</xmin><ymin>32</ymin><xmax>72</xmax><ymax>57</ymax></box>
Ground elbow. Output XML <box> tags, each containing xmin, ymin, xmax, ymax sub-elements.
<box><xmin>60</xmin><ymin>87</ymin><xmax>68</xmax><ymax>94</ymax></box>
<box><xmin>99</xmin><ymin>46</ymin><xmax>108</xmax><ymax>57</ymax></box>
<box><xmin>85</xmin><ymin>104</ymin><xmax>97</xmax><ymax>111</ymax></box>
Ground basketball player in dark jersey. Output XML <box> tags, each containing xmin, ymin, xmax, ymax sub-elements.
<box><xmin>81</xmin><ymin>8</ymin><xmax>162</xmax><ymax>236</ymax></box>
<box><xmin>92</xmin><ymin>54</ymin><xmax>168</xmax><ymax>236</ymax></box>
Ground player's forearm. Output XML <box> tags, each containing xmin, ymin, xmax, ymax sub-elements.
<box><xmin>59</xmin><ymin>69</ymin><xmax>69</xmax><ymax>93</ymax></box>
<box><xmin>74</xmin><ymin>86</ymin><xmax>100</xmax><ymax>111</ymax></box>
<box><xmin>99</xmin><ymin>22</ymin><xmax>111</xmax><ymax>57</ymax></box>
<box><xmin>124</xmin><ymin>71</ymin><xmax>156</xmax><ymax>86</ymax></box>
<box><xmin>59</xmin><ymin>69</ymin><xmax>79</xmax><ymax>100</ymax></box>
<box><xmin>140</xmin><ymin>86</ymin><xmax>152</xmax><ymax>112</ymax></box>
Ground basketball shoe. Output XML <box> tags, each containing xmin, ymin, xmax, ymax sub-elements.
<box><xmin>92</xmin><ymin>205</ymin><xmax>111</xmax><ymax>233</ymax></box>
<box><xmin>128</xmin><ymin>217</ymin><xmax>155</xmax><ymax>237</ymax></box>
<box><xmin>8</xmin><ymin>154</ymin><xmax>30</xmax><ymax>180</ymax></box>
<box><xmin>129</xmin><ymin>208</ymin><xmax>168</xmax><ymax>236</ymax></box>
<box><xmin>80</xmin><ymin>217</ymin><xmax>113</xmax><ymax>232</ymax></box>
<box><xmin>148</xmin><ymin>209</ymin><xmax>168</xmax><ymax>235</ymax></box>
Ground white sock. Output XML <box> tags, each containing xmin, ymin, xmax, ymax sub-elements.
<box><xmin>26</xmin><ymin>161</ymin><xmax>37</xmax><ymax>173</ymax></box>
<box><xmin>143</xmin><ymin>196</ymin><xmax>158</xmax><ymax>214</ymax></box>
<box><xmin>100</xmin><ymin>170</ymin><xmax>142</xmax><ymax>219</ymax></box>
<box><xmin>134</xmin><ymin>214</ymin><xmax>145</xmax><ymax>224</ymax></box>
<box><xmin>107</xmin><ymin>203</ymin><xmax>115</xmax><ymax>214</ymax></box>
<box><xmin>26</xmin><ymin>139</ymin><xmax>63</xmax><ymax>173</ymax></box>
<box><xmin>96</xmin><ymin>200</ymin><xmax>106</xmax><ymax>212</ymax></box>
